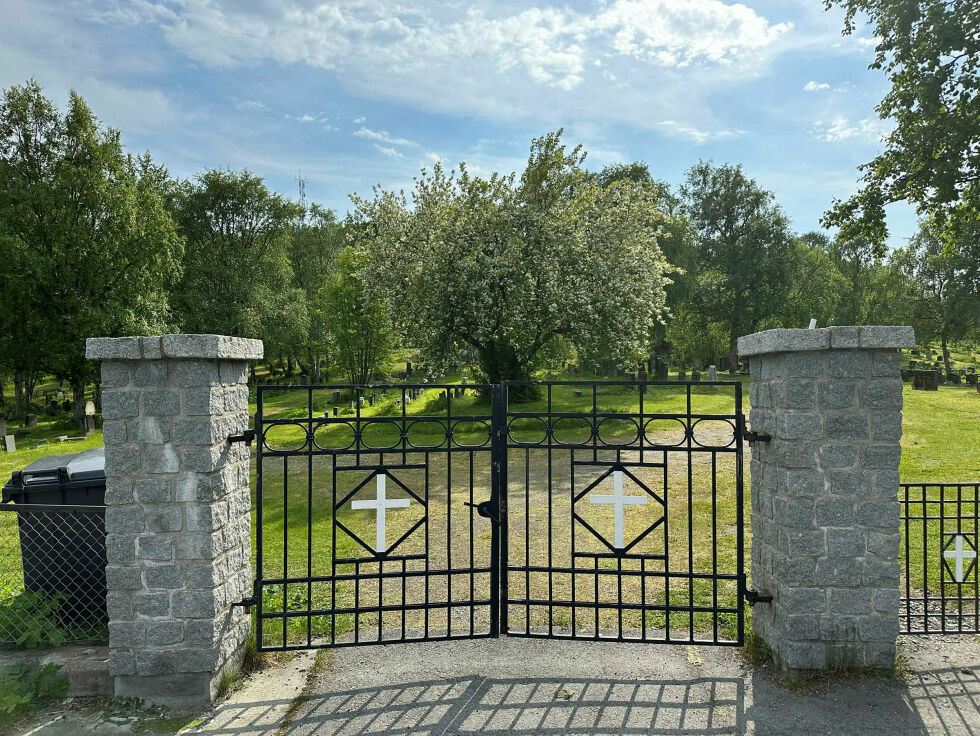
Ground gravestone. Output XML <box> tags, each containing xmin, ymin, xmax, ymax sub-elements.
<box><xmin>678</xmin><ymin>370</ymin><xmax>686</xmax><ymax>381</ymax></box>
<box><xmin>691</xmin><ymin>369</ymin><xmax>701</xmax><ymax>383</ymax></box>
<box><xmin>966</xmin><ymin>373</ymin><xmax>978</xmax><ymax>386</ymax></box>
<box><xmin>406</xmin><ymin>362</ymin><xmax>412</xmax><ymax>377</ymax></box>
<box><xmin>912</xmin><ymin>370</ymin><xmax>940</xmax><ymax>391</ymax></box>
<box><xmin>83</xmin><ymin>400</ymin><xmax>96</xmax><ymax>436</ymax></box>
<box><xmin>0</xmin><ymin>418</ymin><xmax>6</xmax><ymax>438</ymax></box>
<box><xmin>368</xmin><ymin>394</ymin><xmax>376</xmax><ymax>407</ymax></box>
<box><xmin>332</xmin><ymin>390</ymin><xmax>341</xmax><ymax>403</ymax></box>
<box><xmin>947</xmin><ymin>373</ymin><xmax>962</xmax><ymax>384</ymax></box>
<box><xmin>2</xmin><ymin>434</ymin><xmax>13</xmax><ymax>452</ymax></box>
<box><xmin>25</xmin><ymin>414</ymin><xmax>38</xmax><ymax>427</ymax></box>
<box><xmin>707</xmin><ymin>365</ymin><xmax>718</xmax><ymax>386</ymax></box>
<box><xmin>332</xmin><ymin>407</ymin><xmax>339</xmax><ymax>416</ymax></box>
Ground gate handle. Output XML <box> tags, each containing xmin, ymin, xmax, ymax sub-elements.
<box><xmin>463</xmin><ymin>500</ymin><xmax>498</xmax><ymax>522</ymax></box>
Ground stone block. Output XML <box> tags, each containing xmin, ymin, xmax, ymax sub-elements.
<box><xmin>829</xmin><ymin>351</ymin><xmax>870</xmax><ymax>378</ymax></box>
<box><xmin>861</xmin><ymin>446</ymin><xmax>901</xmax><ymax>470</ymax></box>
<box><xmin>145</xmin><ymin>565</ymin><xmax>184</xmax><ymax>589</ymax></box>
<box><xmin>106</xmin><ymin>507</ymin><xmax>144</xmax><ymax>534</ymax></box>
<box><xmin>102</xmin><ymin>391</ymin><xmax>140</xmax><ymax>419</ymax></box>
<box><xmin>817</xmin><ymin>381</ymin><xmax>856</xmax><ymax>410</ymax></box>
<box><xmin>770</xmin><ymin>380</ymin><xmax>816</xmax><ymax>409</ymax></box>
<box><xmin>830</xmin><ymin>588</ymin><xmax>874</xmax><ymax>615</ymax></box>
<box><xmin>174</xmin><ymin>417</ymin><xmax>222</xmax><ymax>445</ymax></box>
<box><xmin>737</xmin><ymin>328</ymin><xmax>830</xmax><ymax>357</ymax></box>
<box><xmin>107</xmin><ymin>592</ymin><xmax>135</xmax><ymax>620</ymax></box>
<box><xmin>109</xmin><ymin>621</ymin><xmax>145</xmax><ymax>648</ymax></box>
<box><xmin>145</xmin><ymin>621</ymin><xmax>184</xmax><ymax>646</ymax></box>
<box><xmin>143</xmin><ymin>390</ymin><xmax>180</xmax><ymax>416</ymax></box>
<box><xmin>135</xmin><ymin>417</ymin><xmax>171</xmax><ymax>444</ymax></box>
<box><xmin>178</xmin><ymin>649</ymin><xmax>220</xmax><ymax>673</ymax></box>
<box><xmin>109</xmin><ymin>652</ymin><xmax>137</xmax><ymax>677</ymax></box>
<box><xmin>174</xmin><ymin>590</ymin><xmax>220</xmax><ymax>619</ymax></box>
<box><xmin>184</xmin><ymin>388</ymin><xmax>226</xmax><ymax>416</ymax></box>
<box><xmin>106</xmin><ymin>534</ymin><xmax>137</xmax><ymax>564</ymax></box>
<box><xmin>829</xmin><ymin>469</ymin><xmax>869</xmax><ymax>496</ymax></box>
<box><xmin>859</xmin><ymin>378</ymin><xmax>903</xmax><ymax>409</ymax></box>
<box><xmin>140</xmin><ymin>336</ymin><xmax>163</xmax><ymax>359</ymax></box>
<box><xmin>86</xmin><ymin>336</ymin><xmax>141</xmax><ymax>360</ymax></box>
<box><xmin>103</xmin><ymin>477</ymin><xmax>134</xmax><ymax>504</ymax></box>
<box><xmin>826</xmin><ymin>528</ymin><xmax>866</xmax><ymax>557</ymax></box>
<box><xmin>102</xmin><ymin>419</ymin><xmax>128</xmax><ymax>445</ymax></box>
<box><xmin>135</xmin><ymin>479</ymin><xmax>172</xmax><ymax>503</ymax></box>
<box><xmin>137</xmin><ymin>650</ymin><xmax>178</xmax><ymax>676</ymax></box>
<box><xmin>105</xmin><ymin>445</ymin><xmax>141</xmax><ymax>476</ymax></box>
<box><xmin>134</xmin><ymin>592</ymin><xmax>171</xmax><ymax>618</ymax></box>
<box><xmin>134</xmin><ymin>361</ymin><xmax>169</xmax><ymax>387</ymax></box>
<box><xmin>859</xmin><ymin>326</ymin><xmax>914</xmax><ymax>349</ymax></box>
<box><xmin>772</xmin><ymin>497</ymin><xmax>815</xmax><ymax>528</ymax></box>
<box><xmin>871</xmin><ymin>351</ymin><xmax>901</xmax><ymax>376</ymax></box>
<box><xmin>828</xmin><ymin>326</ymin><xmax>860</xmax><ymax>348</ymax></box>
<box><xmin>780</xmin><ymin>529</ymin><xmax>826</xmax><ymax>556</ymax></box>
<box><xmin>858</xmin><ymin>615</ymin><xmax>899</xmax><ymax>643</ymax></box>
<box><xmin>871</xmin><ymin>411</ymin><xmax>903</xmax><ymax>441</ymax></box>
<box><xmin>818</xmin><ymin>445</ymin><xmax>857</xmax><ymax>468</ymax></box>
<box><xmin>814</xmin><ymin>498</ymin><xmax>854</xmax><ymax>527</ymax></box>
<box><xmin>778</xmin><ymin>641</ymin><xmax>827</xmax><ymax>671</ymax></box>
<box><xmin>145</xmin><ymin>444</ymin><xmax>180</xmax><ymax>474</ymax></box>
<box><xmin>825</xmin><ymin>415</ymin><xmax>869</xmax><ymax>440</ymax></box>
<box><xmin>219</xmin><ymin>361</ymin><xmax>248</xmax><ymax>385</ymax></box>
<box><xmin>776</xmin><ymin>412</ymin><xmax>823</xmax><ymax>440</ymax></box>
<box><xmin>101</xmin><ymin>361</ymin><xmax>132</xmax><ymax>388</ymax></box>
<box><xmin>173</xmin><ymin>360</ymin><xmax>220</xmax><ymax>387</ymax></box>
<box><xmin>137</xmin><ymin>535</ymin><xmax>174</xmax><ymax>561</ymax></box>
<box><xmin>146</xmin><ymin>506</ymin><xmax>182</xmax><ymax>532</ymax></box>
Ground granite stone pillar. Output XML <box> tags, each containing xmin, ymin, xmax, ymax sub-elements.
<box><xmin>87</xmin><ymin>334</ymin><xmax>262</xmax><ymax>708</ymax></box>
<box><xmin>738</xmin><ymin>326</ymin><xmax>914</xmax><ymax>671</ymax></box>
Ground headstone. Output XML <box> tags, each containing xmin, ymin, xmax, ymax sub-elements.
<box><xmin>638</xmin><ymin>367</ymin><xmax>647</xmax><ymax>395</ymax></box>
<box><xmin>654</xmin><ymin>358</ymin><xmax>669</xmax><ymax>381</ymax></box>
<box><xmin>2</xmin><ymin>434</ymin><xmax>14</xmax><ymax>452</ymax></box>
<box><xmin>691</xmin><ymin>369</ymin><xmax>701</xmax><ymax>384</ymax></box>
<box><xmin>83</xmin><ymin>415</ymin><xmax>96</xmax><ymax>436</ymax></box>
<box><xmin>332</xmin><ymin>407</ymin><xmax>339</xmax><ymax>416</ymax></box>
<box><xmin>84</xmin><ymin>400</ymin><xmax>96</xmax><ymax>416</ymax></box>
<box><xmin>0</xmin><ymin>418</ymin><xmax>6</xmax><ymax>437</ymax></box>
<box><xmin>708</xmin><ymin>365</ymin><xmax>718</xmax><ymax>386</ymax></box>
<box><xmin>912</xmin><ymin>370</ymin><xmax>940</xmax><ymax>391</ymax></box>
<box><xmin>25</xmin><ymin>414</ymin><xmax>37</xmax><ymax>427</ymax></box>
<box><xmin>349</xmin><ymin>401</ymin><xmax>355</xmax><ymax>410</ymax></box>
<box><xmin>406</xmin><ymin>362</ymin><xmax>412</xmax><ymax>377</ymax></box>
<box><xmin>947</xmin><ymin>373</ymin><xmax>962</xmax><ymax>384</ymax></box>
<box><xmin>678</xmin><ymin>370</ymin><xmax>686</xmax><ymax>381</ymax></box>
<box><xmin>573</xmin><ymin>390</ymin><xmax>583</xmax><ymax>398</ymax></box>
<box><xmin>966</xmin><ymin>374</ymin><xmax>978</xmax><ymax>386</ymax></box>
<box><xmin>333</xmin><ymin>390</ymin><xmax>341</xmax><ymax>403</ymax></box>
<box><xmin>368</xmin><ymin>394</ymin><xmax>376</xmax><ymax>406</ymax></box>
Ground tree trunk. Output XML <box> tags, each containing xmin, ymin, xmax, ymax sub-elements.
<box><xmin>941</xmin><ymin>335</ymin><xmax>953</xmax><ymax>379</ymax></box>
<box><xmin>71</xmin><ymin>376</ymin><xmax>87</xmax><ymax>434</ymax></box>
<box><xmin>728</xmin><ymin>332</ymin><xmax>739</xmax><ymax>372</ymax></box>
<box><xmin>94</xmin><ymin>380</ymin><xmax>103</xmax><ymax>412</ymax></box>
<box><xmin>13</xmin><ymin>371</ymin><xmax>28</xmax><ymax>419</ymax></box>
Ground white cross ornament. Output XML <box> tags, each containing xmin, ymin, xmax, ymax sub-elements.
<box><xmin>944</xmin><ymin>535</ymin><xmax>976</xmax><ymax>583</ymax></box>
<box><xmin>589</xmin><ymin>469</ymin><xmax>647</xmax><ymax>549</ymax></box>
<box><xmin>351</xmin><ymin>474</ymin><xmax>410</xmax><ymax>553</ymax></box>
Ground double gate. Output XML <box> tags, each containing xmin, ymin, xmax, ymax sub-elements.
<box><xmin>253</xmin><ymin>380</ymin><xmax>747</xmax><ymax>651</ymax></box>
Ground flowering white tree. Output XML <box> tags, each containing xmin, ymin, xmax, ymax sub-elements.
<box><xmin>351</xmin><ymin>132</ymin><xmax>671</xmax><ymax>385</ymax></box>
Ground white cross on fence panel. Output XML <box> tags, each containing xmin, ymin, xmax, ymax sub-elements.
<box><xmin>589</xmin><ymin>469</ymin><xmax>648</xmax><ymax>549</ymax></box>
<box><xmin>352</xmin><ymin>474</ymin><xmax>411</xmax><ymax>553</ymax></box>
<box><xmin>943</xmin><ymin>534</ymin><xmax>977</xmax><ymax>583</ymax></box>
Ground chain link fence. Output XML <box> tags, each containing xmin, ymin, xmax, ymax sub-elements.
<box><xmin>0</xmin><ymin>504</ymin><xmax>108</xmax><ymax>647</ymax></box>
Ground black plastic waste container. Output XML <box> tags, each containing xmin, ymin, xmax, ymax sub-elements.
<box><xmin>2</xmin><ymin>447</ymin><xmax>108</xmax><ymax>621</ymax></box>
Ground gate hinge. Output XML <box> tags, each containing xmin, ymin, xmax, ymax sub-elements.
<box><xmin>743</xmin><ymin>588</ymin><xmax>773</xmax><ymax>606</ymax></box>
<box><xmin>464</xmin><ymin>500</ymin><xmax>498</xmax><ymax>523</ymax></box>
<box><xmin>742</xmin><ymin>430</ymin><xmax>771</xmax><ymax>445</ymax></box>
<box><xmin>232</xmin><ymin>595</ymin><xmax>258</xmax><ymax>614</ymax></box>
<box><xmin>228</xmin><ymin>428</ymin><xmax>256</xmax><ymax>446</ymax></box>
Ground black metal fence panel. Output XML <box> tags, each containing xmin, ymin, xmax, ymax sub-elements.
<box><xmin>255</xmin><ymin>380</ymin><xmax>747</xmax><ymax>651</ymax></box>
<box><xmin>900</xmin><ymin>482</ymin><xmax>979</xmax><ymax>634</ymax></box>
<box><xmin>255</xmin><ymin>384</ymin><xmax>498</xmax><ymax>650</ymax></box>
<box><xmin>0</xmin><ymin>503</ymin><xmax>108</xmax><ymax>647</ymax></box>
<box><xmin>502</xmin><ymin>381</ymin><xmax>745</xmax><ymax>645</ymax></box>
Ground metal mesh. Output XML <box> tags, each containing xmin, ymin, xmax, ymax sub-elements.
<box><xmin>0</xmin><ymin>504</ymin><xmax>109</xmax><ymax>647</ymax></box>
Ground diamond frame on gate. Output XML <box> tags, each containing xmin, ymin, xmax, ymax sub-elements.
<box><xmin>572</xmin><ymin>464</ymin><xmax>667</xmax><ymax>555</ymax></box>
<box><xmin>335</xmin><ymin>468</ymin><xmax>426</xmax><ymax>560</ymax></box>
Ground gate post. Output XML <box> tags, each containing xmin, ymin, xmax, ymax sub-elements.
<box><xmin>86</xmin><ymin>334</ymin><xmax>262</xmax><ymax>708</ymax></box>
<box><xmin>738</xmin><ymin>326</ymin><xmax>913</xmax><ymax>672</ymax></box>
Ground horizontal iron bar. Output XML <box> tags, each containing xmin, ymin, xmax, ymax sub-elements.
<box><xmin>506</xmin><ymin>599</ymin><xmax>739</xmax><ymax>614</ymax></box>
<box><xmin>506</xmin><ymin>444</ymin><xmax>738</xmax><ymax>453</ymax></box>
<box><xmin>262</xmin><ymin>446</ymin><xmax>494</xmax><ymax>456</ymax></box>
<box><xmin>503</xmin><ymin>380</ymin><xmax>741</xmax><ymax>387</ymax></box>
<box><xmin>570</xmin><ymin>552</ymin><xmax>667</xmax><ymax>561</ymax></box>
<box><xmin>899</xmin><ymin>483</ymin><xmax>980</xmax><ymax>489</ymax></box>
<box><xmin>260</xmin><ymin>599</ymin><xmax>493</xmax><ymax>618</ymax></box>
<box><xmin>258</xmin><ymin>632</ymin><xmax>495</xmax><ymax>652</ymax></box>
<box><xmin>260</xmin><ymin>567</ymin><xmax>493</xmax><ymax>585</ymax></box>
<box><xmin>333</xmin><ymin>553</ymin><xmax>427</xmax><ymax>565</ymax></box>
<box><xmin>258</xmin><ymin>383</ymin><xmax>494</xmax><ymax>392</ymax></box>
<box><xmin>507</xmin><ymin>567</ymin><xmax>739</xmax><ymax>581</ymax></box>
<box><xmin>506</xmin><ymin>631</ymin><xmax>741</xmax><ymax>646</ymax></box>
<box><xmin>261</xmin><ymin>415</ymin><xmax>492</xmax><ymax>426</ymax></box>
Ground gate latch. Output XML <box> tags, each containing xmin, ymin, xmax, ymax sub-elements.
<box><xmin>464</xmin><ymin>500</ymin><xmax>498</xmax><ymax>522</ymax></box>
<box><xmin>743</xmin><ymin>589</ymin><xmax>773</xmax><ymax>606</ymax></box>
<box><xmin>228</xmin><ymin>428</ymin><xmax>256</xmax><ymax>446</ymax></box>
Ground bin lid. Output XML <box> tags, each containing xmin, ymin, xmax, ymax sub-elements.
<box><xmin>3</xmin><ymin>446</ymin><xmax>105</xmax><ymax>496</ymax></box>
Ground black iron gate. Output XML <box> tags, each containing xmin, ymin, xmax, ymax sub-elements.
<box><xmin>253</xmin><ymin>380</ymin><xmax>747</xmax><ymax>651</ymax></box>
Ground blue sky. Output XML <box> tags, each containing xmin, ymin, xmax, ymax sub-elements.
<box><xmin>1</xmin><ymin>0</ymin><xmax>918</xmax><ymax>246</ymax></box>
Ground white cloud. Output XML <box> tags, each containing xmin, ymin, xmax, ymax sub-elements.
<box><xmin>810</xmin><ymin>115</ymin><xmax>888</xmax><ymax>143</ymax></box>
<box><xmin>286</xmin><ymin>113</ymin><xmax>316</xmax><ymax>122</ymax></box>
<box><xmin>374</xmin><ymin>144</ymin><xmax>403</xmax><ymax>159</ymax></box>
<box><xmin>656</xmin><ymin>120</ymin><xmax>745</xmax><ymax>144</ymax></box>
<box><xmin>237</xmin><ymin>99</ymin><xmax>267</xmax><ymax>110</ymax></box>
<box><xmin>354</xmin><ymin>127</ymin><xmax>418</xmax><ymax>147</ymax></box>
<box><xmin>97</xmin><ymin>0</ymin><xmax>795</xmax><ymax>139</ymax></box>
<box><xmin>804</xmin><ymin>81</ymin><xmax>830</xmax><ymax>91</ymax></box>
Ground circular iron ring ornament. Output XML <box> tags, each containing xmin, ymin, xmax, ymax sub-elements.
<box><xmin>507</xmin><ymin>416</ymin><xmax>549</xmax><ymax>445</ymax></box>
<box><xmin>262</xmin><ymin>421</ymin><xmax>311</xmax><ymax>453</ymax></box>
<box><xmin>451</xmin><ymin>419</ymin><xmax>491</xmax><ymax>448</ymax></box>
<box><xmin>311</xmin><ymin>421</ymin><xmax>357</xmax><ymax>451</ymax></box>
<box><xmin>690</xmin><ymin>418</ymin><xmax>737</xmax><ymax>449</ymax></box>
<box><xmin>358</xmin><ymin>419</ymin><xmax>402</xmax><ymax>450</ymax></box>
<box><xmin>642</xmin><ymin>417</ymin><xmax>689</xmax><ymax>447</ymax></box>
<box><xmin>551</xmin><ymin>417</ymin><xmax>594</xmax><ymax>445</ymax></box>
<box><xmin>596</xmin><ymin>416</ymin><xmax>640</xmax><ymax>446</ymax></box>
<box><xmin>405</xmin><ymin>418</ymin><xmax>449</xmax><ymax>449</ymax></box>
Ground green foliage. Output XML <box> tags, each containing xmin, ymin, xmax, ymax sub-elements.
<box><xmin>0</xmin><ymin>663</ymin><xmax>68</xmax><ymax>723</ymax></box>
<box><xmin>680</xmin><ymin>161</ymin><xmax>797</xmax><ymax>363</ymax></box>
<box><xmin>0</xmin><ymin>80</ymin><xmax>183</xmax><ymax>426</ymax></box>
<box><xmin>317</xmin><ymin>247</ymin><xmax>395</xmax><ymax>386</ymax></box>
<box><xmin>170</xmin><ymin>168</ymin><xmax>306</xmax><ymax>352</ymax></box>
<box><xmin>353</xmin><ymin>130</ymin><xmax>671</xmax><ymax>383</ymax></box>
<box><xmin>0</xmin><ymin>588</ymin><xmax>69</xmax><ymax>649</ymax></box>
<box><xmin>822</xmin><ymin>0</ymin><xmax>980</xmax><ymax>241</ymax></box>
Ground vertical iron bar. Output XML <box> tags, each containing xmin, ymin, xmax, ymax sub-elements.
<box><xmin>307</xmin><ymin>389</ymin><xmax>313</xmax><ymax>647</ymax></box>
<box><xmin>570</xmin><ymin>448</ymin><xmax>577</xmax><ymax>638</ymax></box>
<box><xmin>940</xmin><ymin>484</ymin><xmax>946</xmax><ymax>632</ymax></box>
<box><xmin>923</xmin><ymin>485</ymin><xmax>929</xmax><ymax>633</ymax></box>
<box><xmin>331</xmin><ymin>454</ymin><xmax>337</xmax><ymax>645</ymax></box>
<box><xmin>734</xmin><ymin>382</ymin><xmax>745</xmax><ymax>645</ymax></box>
<box><xmin>256</xmin><ymin>388</ymin><xmax>264</xmax><ymax>649</ymax></box>
<box><xmin>469</xmin><ymin>450</ymin><xmax>475</xmax><ymax>636</ymax></box>
<box><xmin>547</xmin><ymin>384</ymin><xmax>554</xmax><ymax>636</ymax></box>
<box><xmin>525</xmin><ymin>445</ymin><xmax>530</xmax><ymax>635</ymax></box>
<box><xmin>447</xmin><ymin>389</ymin><xmax>453</xmax><ymax>637</ymax></box>
<box><xmin>282</xmin><ymin>454</ymin><xmax>288</xmax><ymax>649</ymax></box>
<box><xmin>904</xmin><ymin>484</ymin><xmax>911</xmax><ymax>633</ymax></box>
<box><xmin>711</xmin><ymin>450</ymin><xmax>718</xmax><ymax>644</ymax></box>
<box><xmin>686</xmin><ymin>384</ymin><xmax>694</xmax><ymax>638</ymax></box>
<box><xmin>490</xmin><ymin>383</ymin><xmax>507</xmax><ymax>637</ymax></box>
